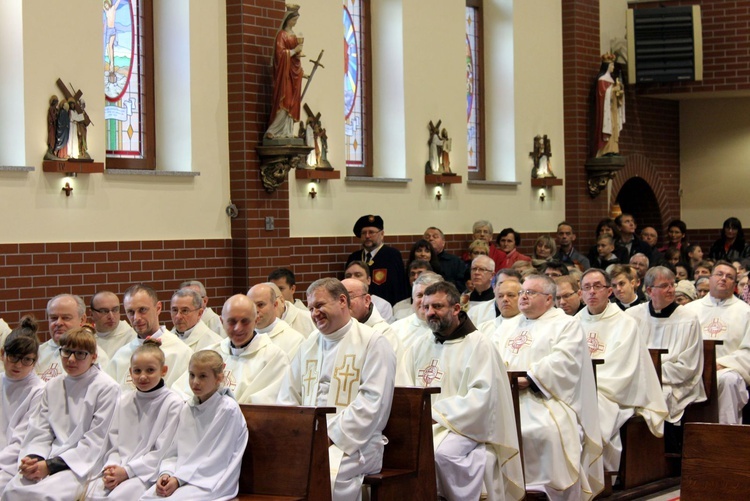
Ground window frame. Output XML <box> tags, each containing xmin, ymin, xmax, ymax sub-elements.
<box><xmin>344</xmin><ymin>0</ymin><xmax>373</xmax><ymax>177</ymax></box>
<box><xmin>466</xmin><ymin>0</ymin><xmax>486</xmax><ymax>180</ymax></box>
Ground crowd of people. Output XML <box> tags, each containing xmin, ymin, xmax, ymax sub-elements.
<box><xmin>0</xmin><ymin>213</ymin><xmax>748</xmax><ymax>500</ymax></box>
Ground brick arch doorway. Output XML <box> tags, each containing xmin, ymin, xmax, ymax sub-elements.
<box><xmin>616</xmin><ymin>177</ymin><xmax>662</xmax><ymax>233</ymax></box>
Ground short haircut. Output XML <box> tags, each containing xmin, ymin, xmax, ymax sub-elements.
<box><xmin>59</xmin><ymin>326</ymin><xmax>97</xmax><ymax>354</ymax></box>
<box><xmin>473</xmin><ymin>220</ymin><xmax>494</xmax><ymax>234</ymax></box>
<box><xmin>423</xmin><ymin>281</ymin><xmax>461</xmax><ymax>306</ymax></box>
<box><xmin>713</xmin><ymin>260</ymin><xmax>737</xmax><ymax>275</ymax></box>
<box><xmin>190</xmin><ymin>349</ymin><xmax>224</xmax><ymax>377</ymax></box>
<box><xmin>4</xmin><ymin>315</ymin><xmax>39</xmax><ymax>356</ymax></box>
<box><xmin>413</xmin><ymin>271</ymin><xmax>443</xmax><ymax>289</ymax></box>
<box><xmin>693</xmin><ymin>260</ymin><xmax>712</xmax><ymax>271</ymax></box>
<box><xmin>425</xmin><ymin>226</ymin><xmax>445</xmax><ymax>238</ymax></box>
<box><xmin>90</xmin><ymin>291</ymin><xmax>118</xmax><ymax>310</ymax></box>
<box><xmin>597</xmin><ymin>235</ymin><xmax>614</xmax><ymax>245</ymax></box>
<box><xmin>557</xmin><ymin>221</ymin><xmax>573</xmax><ymax>232</ymax></box>
<box><xmin>644</xmin><ymin>266</ymin><xmax>675</xmax><ymax>288</ymax></box>
<box><xmin>472</xmin><ymin>254</ymin><xmax>495</xmax><ymax>272</ymax></box>
<box><xmin>307</xmin><ymin>277</ymin><xmax>351</xmax><ymax>307</ymax></box>
<box><xmin>498</xmin><ymin>228</ymin><xmax>520</xmax><ymax>246</ymax></box>
<box><xmin>267</xmin><ymin>268</ymin><xmax>296</xmax><ymax>286</ymax></box>
<box><xmin>614</xmin><ymin>213</ymin><xmax>634</xmax><ymax>226</ymax></box>
<box><xmin>630</xmin><ymin>253</ymin><xmax>650</xmax><ymax>266</ymax></box>
<box><xmin>667</xmin><ymin>219</ymin><xmax>687</xmax><ymax>235</ymax></box>
<box><xmin>524</xmin><ymin>273</ymin><xmax>557</xmax><ymax>296</ymax></box>
<box><xmin>534</xmin><ymin>235</ymin><xmax>557</xmax><ymax>256</ymax></box>
<box><xmin>609</xmin><ymin>264</ymin><xmax>638</xmax><ymax>282</ymax></box>
<box><xmin>172</xmin><ymin>288</ymin><xmax>203</xmax><ymax>309</ymax></box>
<box><xmin>540</xmin><ymin>260</ymin><xmax>569</xmax><ymax>275</ymax></box>
<box><xmin>124</xmin><ymin>284</ymin><xmax>159</xmax><ymax>304</ymax></box>
<box><xmin>132</xmin><ymin>337</ymin><xmax>166</xmax><ymax>366</ymax></box>
<box><xmin>555</xmin><ymin>275</ymin><xmax>581</xmax><ymax>292</ymax></box>
<box><xmin>345</xmin><ymin>260</ymin><xmax>371</xmax><ymax>279</ymax></box>
<box><xmin>408</xmin><ymin>259</ymin><xmax>433</xmax><ymax>272</ymax></box>
<box><xmin>695</xmin><ymin>276</ymin><xmax>710</xmax><ymax>287</ymax></box>
<box><xmin>179</xmin><ymin>280</ymin><xmax>207</xmax><ymax>297</ymax></box>
<box><xmin>581</xmin><ymin>268</ymin><xmax>611</xmax><ymax>287</ymax></box>
<box><xmin>47</xmin><ymin>294</ymin><xmax>86</xmax><ymax>318</ymax></box>
<box><xmin>496</xmin><ymin>268</ymin><xmax>522</xmax><ymax>281</ymax></box>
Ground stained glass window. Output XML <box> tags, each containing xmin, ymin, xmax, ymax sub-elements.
<box><xmin>466</xmin><ymin>1</ymin><xmax>484</xmax><ymax>179</ymax></box>
<box><xmin>344</xmin><ymin>0</ymin><xmax>370</xmax><ymax>176</ymax></box>
<box><xmin>103</xmin><ymin>0</ymin><xmax>154</xmax><ymax>169</ymax></box>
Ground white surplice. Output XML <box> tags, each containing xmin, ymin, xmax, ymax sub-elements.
<box><xmin>371</xmin><ymin>295</ymin><xmax>393</xmax><ymax>323</ymax></box>
<box><xmin>87</xmin><ymin>383</ymin><xmax>184</xmax><ymax>500</ymax></box>
<box><xmin>282</xmin><ymin>300</ymin><xmax>316</xmax><ymax>338</ymax></box>
<box><xmin>2</xmin><ymin>365</ymin><xmax>120</xmax><ymax>501</ymax></box>
<box><xmin>397</xmin><ymin>327</ymin><xmax>525</xmax><ymax>501</ymax></box>
<box><xmin>576</xmin><ymin>303</ymin><xmax>668</xmax><ymax>471</ymax></box>
<box><xmin>36</xmin><ymin>339</ymin><xmax>110</xmax><ymax>383</ymax></box>
<box><xmin>277</xmin><ymin>319</ymin><xmax>396</xmax><ymax>501</ymax></box>
<box><xmin>200</xmin><ymin>306</ymin><xmax>227</xmax><ymax>338</ymax></box>
<box><xmin>96</xmin><ymin>320</ymin><xmax>136</xmax><ymax>359</ymax></box>
<box><xmin>139</xmin><ymin>388</ymin><xmax>248</xmax><ymax>501</ymax></box>
<box><xmin>173</xmin><ymin>334</ymin><xmax>289</xmax><ymax>404</ymax></box>
<box><xmin>627</xmin><ymin>303</ymin><xmax>706</xmax><ymax>422</ymax></box>
<box><xmin>390</xmin><ymin>297</ymin><xmax>412</xmax><ymax>323</ymax></box>
<box><xmin>390</xmin><ymin>313</ymin><xmax>431</xmax><ymax>354</ymax></box>
<box><xmin>172</xmin><ymin>321</ymin><xmax>222</xmax><ymax>353</ymax></box>
<box><xmin>469</xmin><ymin>299</ymin><xmax>497</xmax><ymax>327</ymax></box>
<box><xmin>363</xmin><ymin>306</ymin><xmax>404</xmax><ymax>365</ymax></box>
<box><xmin>685</xmin><ymin>294</ymin><xmax>750</xmax><ymax>423</ymax></box>
<box><xmin>257</xmin><ymin>318</ymin><xmax>305</xmax><ymax>358</ymax></box>
<box><xmin>107</xmin><ymin>327</ymin><xmax>193</xmax><ymax>390</ymax></box>
<box><xmin>496</xmin><ymin>308</ymin><xmax>604</xmax><ymax>501</ymax></box>
<box><xmin>0</xmin><ymin>372</ymin><xmax>45</xmax><ymax>492</ymax></box>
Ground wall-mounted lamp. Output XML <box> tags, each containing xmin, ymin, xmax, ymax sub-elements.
<box><xmin>539</xmin><ymin>189</ymin><xmax>546</xmax><ymax>202</ymax></box>
<box><xmin>62</xmin><ymin>182</ymin><xmax>73</xmax><ymax>197</ymax></box>
<box><xmin>435</xmin><ymin>188</ymin><xmax>443</xmax><ymax>201</ymax></box>
<box><xmin>309</xmin><ymin>186</ymin><xmax>317</xmax><ymax>198</ymax></box>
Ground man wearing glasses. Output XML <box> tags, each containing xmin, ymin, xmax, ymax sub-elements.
<box><xmin>341</xmin><ymin>278</ymin><xmax>402</xmax><ymax>362</ymax></box>
<box><xmin>464</xmin><ymin>255</ymin><xmax>496</xmax><ymax>308</ymax></box>
<box><xmin>170</xmin><ymin>288</ymin><xmax>222</xmax><ymax>352</ymax></box>
<box><xmin>685</xmin><ymin>261</ymin><xmax>750</xmax><ymax>424</ymax></box>
<box><xmin>495</xmin><ymin>274</ymin><xmax>603</xmax><ymax>499</ymax></box>
<box><xmin>90</xmin><ymin>290</ymin><xmax>135</xmax><ymax>358</ymax></box>
<box><xmin>626</xmin><ymin>266</ymin><xmax>705</xmax><ymax>453</ymax></box>
<box><xmin>36</xmin><ymin>294</ymin><xmax>110</xmax><ymax>382</ymax></box>
<box><xmin>345</xmin><ymin>214</ymin><xmax>409</xmax><ymax>306</ymax></box>
<box><xmin>107</xmin><ymin>284</ymin><xmax>193</xmax><ymax>389</ymax></box>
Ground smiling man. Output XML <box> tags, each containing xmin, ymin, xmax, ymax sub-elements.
<box><xmin>278</xmin><ymin>277</ymin><xmax>395</xmax><ymax>500</ymax></box>
<box><xmin>247</xmin><ymin>283</ymin><xmax>304</xmax><ymax>358</ymax></box>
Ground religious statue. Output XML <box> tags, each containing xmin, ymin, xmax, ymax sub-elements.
<box><xmin>44</xmin><ymin>95</ymin><xmax>60</xmax><ymax>160</ymax></box>
<box><xmin>530</xmin><ymin>134</ymin><xmax>556</xmax><ymax>179</ymax></box>
<box><xmin>425</xmin><ymin>120</ymin><xmax>453</xmax><ymax>175</ymax></box>
<box><xmin>45</xmin><ymin>80</ymin><xmax>94</xmax><ymax>162</ymax></box>
<box><xmin>300</xmin><ymin>104</ymin><xmax>332</xmax><ymax>169</ymax></box>
<box><xmin>265</xmin><ymin>4</ymin><xmax>305</xmax><ymax>142</ymax></box>
<box><xmin>594</xmin><ymin>53</ymin><xmax>625</xmax><ymax>157</ymax></box>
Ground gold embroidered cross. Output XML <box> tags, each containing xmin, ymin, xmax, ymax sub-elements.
<box><xmin>303</xmin><ymin>360</ymin><xmax>319</xmax><ymax>395</ymax></box>
<box><xmin>333</xmin><ymin>354</ymin><xmax>360</xmax><ymax>406</ymax></box>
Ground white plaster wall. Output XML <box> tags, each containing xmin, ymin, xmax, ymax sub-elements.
<box><xmin>288</xmin><ymin>0</ymin><xmax>566</xmax><ymax>237</ymax></box>
<box><xmin>681</xmin><ymin>97</ymin><xmax>750</xmax><ymax>227</ymax></box>
<box><xmin>0</xmin><ymin>0</ymin><xmax>230</xmax><ymax>243</ymax></box>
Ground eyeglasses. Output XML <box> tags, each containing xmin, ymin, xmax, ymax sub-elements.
<box><xmin>91</xmin><ymin>306</ymin><xmax>120</xmax><ymax>315</ymax></box>
<box><xmin>471</xmin><ymin>267</ymin><xmax>493</xmax><ymax>274</ymax></box>
<box><xmin>581</xmin><ymin>283</ymin><xmax>607</xmax><ymax>292</ymax></box>
<box><xmin>556</xmin><ymin>292</ymin><xmax>578</xmax><ymax>301</ymax></box>
<box><xmin>650</xmin><ymin>282</ymin><xmax>675</xmax><ymax>290</ymax></box>
<box><xmin>59</xmin><ymin>348</ymin><xmax>91</xmax><ymax>361</ymax></box>
<box><xmin>170</xmin><ymin>307</ymin><xmax>201</xmax><ymax>316</ymax></box>
<box><xmin>4</xmin><ymin>354</ymin><xmax>36</xmax><ymax>366</ymax></box>
<box><xmin>519</xmin><ymin>290</ymin><xmax>550</xmax><ymax>298</ymax></box>
<box><xmin>712</xmin><ymin>272</ymin><xmax>736</xmax><ymax>282</ymax></box>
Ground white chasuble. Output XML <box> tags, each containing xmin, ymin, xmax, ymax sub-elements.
<box><xmin>172</xmin><ymin>321</ymin><xmax>222</xmax><ymax>353</ymax></box>
<box><xmin>257</xmin><ymin>318</ymin><xmax>305</xmax><ymax>359</ymax></box>
<box><xmin>140</xmin><ymin>388</ymin><xmax>248</xmax><ymax>501</ymax></box>
<box><xmin>627</xmin><ymin>303</ymin><xmax>706</xmax><ymax>422</ymax></box>
<box><xmin>397</xmin><ymin>329</ymin><xmax>525</xmax><ymax>501</ymax></box>
<box><xmin>174</xmin><ymin>335</ymin><xmax>289</xmax><ymax>404</ymax></box>
<box><xmin>496</xmin><ymin>308</ymin><xmax>603</xmax><ymax>501</ymax></box>
<box><xmin>390</xmin><ymin>313</ymin><xmax>431</xmax><ymax>355</ymax></box>
<box><xmin>282</xmin><ymin>300</ymin><xmax>316</xmax><ymax>338</ymax></box>
<box><xmin>96</xmin><ymin>320</ymin><xmax>136</xmax><ymax>359</ymax></box>
<box><xmin>576</xmin><ymin>303</ymin><xmax>668</xmax><ymax>471</ymax></box>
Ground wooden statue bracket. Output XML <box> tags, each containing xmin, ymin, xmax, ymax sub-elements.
<box><xmin>585</xmin><ymin>156</ymin><xmax>626</xmax><ymax>198</ymax></box>
<box><xmin>256</xmin><ymin>143</ymin><xmax>314</xmax><ymax>193</ymax></box>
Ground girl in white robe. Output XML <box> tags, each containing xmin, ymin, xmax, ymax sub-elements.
<box><xmin>140</xmin><ymin>350</ymin><xmax>248</xmax><ymax>501</ymax></box>
<box><xmin>0</xmin><ymin>317</ymin><xmax>45</xmax><ymax>494</ymax></box>
<box><xmin>86</xmin><ymin>339</ymin><xmax>184</xmax><ymax>500</ymax></box>
<box><xmin>1</xmin><ymin>327</ymin><xmax>120</xmax><ymax>501</ymax></box>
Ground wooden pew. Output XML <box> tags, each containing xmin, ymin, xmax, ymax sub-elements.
<box><xmin>363</xmin><ymin>386</ymin><xmax>439</xmax><ymax>501</ymax></box>
<box><xmin>681</xmin><ymin>422</ymin><xmax>750</xmax><ymax>500</ymax></box>
<box><xmin>234</xmin><ymin>404</ymin><xmax>335</xmax><ymax>501</ymax></box>
<box><xmin>507</xmin><ymin>371</ymin><xmax>547</xmax><ymax>500</ymax></box>
<box><xmin>683</xmin><ymin>339</ymin><xmax>723</xmax><ymax>424</ymax></box>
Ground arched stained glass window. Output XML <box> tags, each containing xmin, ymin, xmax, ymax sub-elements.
<box><xmin>103</xmin><ymin>0</ymin><xmax>155</xmax><ymax>169</ymax></box>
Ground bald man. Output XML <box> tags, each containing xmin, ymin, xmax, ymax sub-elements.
<box><xmin>247</xmin><ymin>283</ymin><xmax>305</xmax><ymax>358</ymax></box>
<box><xmin>173</xmin><ymin>294</ymin><xmax>289</xmax><ymax>404</ymax></box>
<box><xmin>90</xmin><ymin>291</ymin><xmax>136</xmax><ymax>358</ymax></box>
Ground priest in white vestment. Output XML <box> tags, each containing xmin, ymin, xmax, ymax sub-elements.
<box><xmin>276</xmin><ymin>297</ymin><xmax>316</xmax><ymax>337</ymax></box>
<box><xmin>90</xmin><ymin>291</ymin><xmax>136</xmax><ymax>358</ymax></box>
<box><xmin>684</xmin><ymin>261</ymin><xmax>750</xmax><ymax>424</ymax></box>
<box><xmin>626</xmin><ymin>267</ymin><xmax>706</xmax><ymax>425</ymax></box>
<box><xmin>36</xmin><ymin>294</ymin><xmax>110</xmax><ymax>383</ymax></box>
<box><xmin>478</xmin><ymin>279</ymin><xmax>523</xmax><ymax>336</ymax></box>
<box><xmin>107</xmin><ymin>285</ymin><xmax>193</xmax><ymax>389</ymax></box>
<box><xmin>170</xmin><ymin>288</ymin><xmax>222</xmax><ymax>352</ymax></box>
<box><xmin>278</xmin><ymin>278</ymin><xmax>396</xmax><ymax>501</ymax></box>
<box><xmin>469</xmin><ymin>269</ymin><xmax>522</xmax><ymax>327</ymax></box>
<box><xmin>249</xmin><ymin>283</ymin><xmax>305</xmax><ymax>357</ymax></box>
<box><xmin>576</xmin><ymin>269</ymin><xmax>667</xmax><ymax>472</ymax></box>
<box><xmin>496</xmin><ymin>274</ymin><xmax>604</xmax><ymax>501</ymax></box>
<box><xmin>179</xmin><ymin>280</ymin><xmax>227</xmax><ymax>338</ymax></box>
<box><xmin>173</xmin><ymin>294</ymin><xmax>290</xmax><ymax>404</ymax></box>
<box><xmin>391</xmin><ymin>272</ymin><xmax>444</xmax><ymax>355</ymax></box>
<box><xmin>397</xmin><ymin>281</ymin><xmax>524</xmax><ymax>501</ymax></box>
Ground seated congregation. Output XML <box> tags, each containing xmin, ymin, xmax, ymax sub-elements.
<box><xmin>0</xmin><ymin>213</ymin><xmax>748</xmax><ymax>501</ymax></box>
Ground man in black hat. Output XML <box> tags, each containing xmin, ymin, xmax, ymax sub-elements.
<box><xmin>346</xmin><ymin>215</ymin><xmax>409</xmax><ymax>305</ymax></box>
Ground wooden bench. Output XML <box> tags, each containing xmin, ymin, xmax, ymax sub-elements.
<box><xmin>233</xmin><ymin>404</ymin><xmax>335</xmax><ymax>501</ymax></box>
<box><xmin>681</xmin><ymin>422</ymin><xmax>750</xmax><ymax>500</ymax></box>
<box><xmin>363</xmin><ymin>386</ymin><xmax>439</xmax><ymax>501</ymax></box>
<box><xmin>683</xmin><ymin>339</ymin><xmax>723</xmax><ymax>424</ymax></box>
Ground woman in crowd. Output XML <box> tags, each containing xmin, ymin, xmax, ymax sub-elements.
<box><xmin>709</xmin><ymin>217</ymin><xmax>748</xmax><ymax>262</ymax></box>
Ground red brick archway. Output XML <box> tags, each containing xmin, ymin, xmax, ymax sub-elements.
<box><xmin>611</xmin><ymin>153</ymin><xmax>675</xmax><ymax>232</ymax></box>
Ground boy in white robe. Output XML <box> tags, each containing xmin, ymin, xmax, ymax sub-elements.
<box><xmin>172</xmin><ymin>293</ymin><xmax>290</xmax><ymax>404</ymax></box>
<box><xmin>577</xmin><ymin>269</ymin><xmax>668</xmax><ymax>472</ymax></box>
<box><xmin>278</xmin><ymin>278</ymin><xmax>396</xmax><ymax>501</ymax></box>
<box><xmin>107</xmin><ymin>284</ymin><xmax>193</xmax><ymax>390</ymax></box>
<box><xmin>90</xmin><ymin>291</ymin><xmax>136</xmax><ymax>358</ymax></box>
<box><xmin>3</xmin><ymin>327</ymin><xmax>120</xmax><ymax>501</ymax></box>
<box><xmin>397</xmin><ymin>281</ymin><xmax>525</xmax><ymax>501</ymax></box>
<box><xmin>496</xmin><ymin>274</ymin><xmax>604</xmax><ymax>501</ymax></box>
<box><xmin>684</xmin><ymin>261</ymin><xmax>750</xmax><ymax>424</ymax></box>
